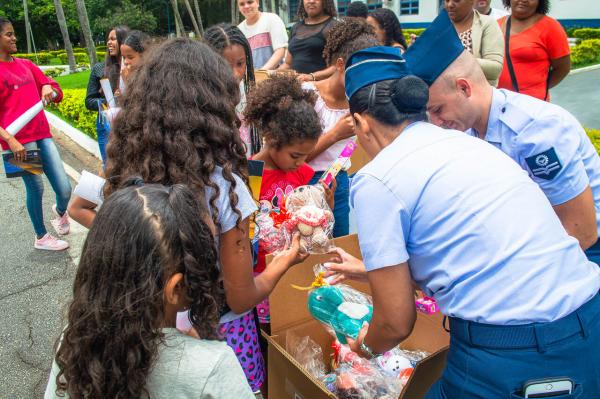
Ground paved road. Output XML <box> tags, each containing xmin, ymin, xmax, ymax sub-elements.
<box><xmin>551</xmin><ymin>68</ymin><xmax>600</xmax><ymax>129</ymax></box>
<box><xmin>0</xmin><ymin>131</ymin><xmax>96</xmax><ymax>398</ymax></box>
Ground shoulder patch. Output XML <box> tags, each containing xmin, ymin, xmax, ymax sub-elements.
<box><xmin>525</xmin><ymin>148</ymin><xmax>562</xmax><ymax>180</ymax></box>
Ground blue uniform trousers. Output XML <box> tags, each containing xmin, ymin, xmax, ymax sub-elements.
<box><xmin>426</xmin><ymin>293</ymin><xmax>600</xmax><ymax>399</ymax></box>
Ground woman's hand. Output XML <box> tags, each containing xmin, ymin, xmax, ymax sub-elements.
<box><xmin>322</xmin><ymin>247</ymin><xmax>367</xmax><ymax>284</ymax></box>
<box><xmin>346</xmin><ymin>322</ymin><xmax>370</xmax><ymax>358</ymax></box>
<box><xmin>41</xmin><ymin>85</ymin><xmax>55</xmax><ymax>105</ymax></box>
<box><xmin>272</xmin><ymin>233</ymin><xmax>309</xmax><ymax>268</ymax></box>
<box><xmin>333</xmin><ymin>114</ymin><xmax>356</xmax><ymax>141</ymax></box>
<box><xmin>297</xmin><ymin>73</ymin><xmax>315</xmax><ymax>82</ymax></box>
<box><xmin>8</xmin><ymin>137</ymin><xmax>26</xmax><ymax>162</ymax></box>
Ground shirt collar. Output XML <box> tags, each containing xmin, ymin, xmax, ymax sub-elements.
<box><xmin>482</xmin><ymin>87</ymin><xmax>507</xmax><ymax>144</ymax></box>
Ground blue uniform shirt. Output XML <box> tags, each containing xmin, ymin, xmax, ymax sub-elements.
<box><xmin>472</xmin><ymin>88</ymin><xmax>600</xmax><ymax>235</ymax></box>
<box><xmin>351</xmin><ymin>122</ymin><xmax>600</xmax><ymax>325</ymax></box>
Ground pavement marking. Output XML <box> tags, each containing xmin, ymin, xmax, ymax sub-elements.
<box><xmin>570</xmin><ymin>64</ymin><xmax>600</xmax><ymax>75</ymax></box>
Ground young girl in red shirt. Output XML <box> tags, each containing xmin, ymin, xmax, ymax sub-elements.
<box><xmin>244</xmin><ymin>74</ymin><xmax>335</xmax><ymax>326</ymax></box>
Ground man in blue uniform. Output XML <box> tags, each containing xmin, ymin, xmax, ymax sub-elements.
<box><xmin>332</xmin><ymin>46</ymin><xmax>600</xmax><ymax>398</ymax></box>
<box><xmin>403</xmin><ymin>10</ymin><xmax>600</xmax><ymax>263</ymax></box>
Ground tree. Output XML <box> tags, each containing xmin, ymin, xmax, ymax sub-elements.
<box><xmin>53</xmin><ymin>0</ymin><xmax>76</xmax><ymax>70</ymax></box>
<box><xmin>74</xmin><ymin>0</ymin><xmax>98</xmax><ymax>65</ymax></box>
<box><xmin>182</xmin><ymin>0</ymin><xmax>201</xmax><ymax>38</ymax></box>
<box><xmin>22</xmin><ymin>0</ymin><xmax>33</xmax><ymax>53</ymax></box>
<box><xmin>193</xmin><ymin>0</ymin><xmax>204</xmax><ymax>36</ymax></box>
<box><xmin>170</xmin><ymin>0</ymin><xmax>185</xmax><ymax>37</ymax></box>
<box><xmin>93</xmin><ymin>0</ymin><xmax>158</xmax><ymax>33</ymax></box>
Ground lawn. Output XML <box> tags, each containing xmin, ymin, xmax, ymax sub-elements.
<box><xmin>54</xmin><ymin>70</ymin><xmax>90</xmax><ymax>90</ymax></box>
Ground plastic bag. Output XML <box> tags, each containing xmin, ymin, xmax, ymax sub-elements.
<box><xmin>286</xmin><ymin>332</ymin><xmax>326</xmax><ymax>380</ymax></box>
<box><xmin>334</xmin><ymin>362</ymin><xmax>403</xmax><ymax>399</ymax></box>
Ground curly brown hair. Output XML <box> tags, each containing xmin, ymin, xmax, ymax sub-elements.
<box><xmin>323</xmin><ymin>17</ymin><xmax>380</xmax><ymax>66</ymax></box>
<box><xmin>297</xmin><ymin>0</ymin><xmax>337</xmax><ymax>20</ymax></box>
<box><xmin>104</xmin><ymin>38</ymin><xmax>249</xmax><ymax>230</ymax></box>
<box><xmin>54</xmin><ymin>181</ymin><xmax>223</xmax><ymax>398</ymax></box>
<box><xmin>243</xmin><ymin>75</ymin><xmax>321</xmax><ymax>149</ymax></box>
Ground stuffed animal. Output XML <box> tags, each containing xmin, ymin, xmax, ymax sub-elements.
<box><xmin>375</xmin><ymin>351</ymin><xmax>413</xmax><ymax>378</ymax></box>
<box><xmin>308</xmin><ymin>284</ymin><xmax>373</xmax><ymax>344</ymax></box>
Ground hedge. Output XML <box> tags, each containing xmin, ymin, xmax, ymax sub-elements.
<box><xmin>48</xmin><ymin>88</ymin><xmax>97</xmax><ymax>139</ymax></box>
<box><xmin>13</xmin><ymin>52</ymin><xmax>52</xmax><ymax>64</ymax></box>
<box><xmin>586</xmin><ymin>128</ymin><xmax>600</xmax><ymax>154</ymax></box>
<box><xmin>57</xmin><ymin>51</ymin><xmax>106</xmax><ymax>65</ymax></box>
<box><xmin>403</xmin><ymin>28</ymin><xmax>425</xmax><ymax>43</ymax></box>
<box><xmin>571</xmin><ymin>39</ymin><xmax>600</xmax><ymax>67</ymax></box>
<box><xmin>572</xmin><ymin>28</ymin><xmax>600</xmax><ymax>41</ymax></box>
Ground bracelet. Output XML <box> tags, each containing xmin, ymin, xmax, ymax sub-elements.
<box><xmin>359</xmin><ymin>336</ymin><xmax>381</xmax><ymax>359</ymax></box>
<box><xmin>309</xmin><ymin>72</ymin><xmax>316</xmax><ymax>81</ymax></box>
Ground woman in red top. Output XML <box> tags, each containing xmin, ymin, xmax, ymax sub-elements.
<box><xmin>0</xmin><ymin>17</ymin><xmax>71</xmax><ymax>251</ymax></box>
<box><xmin>498</xmin><ymin>0</ymin><xmax>571</xmax><ymax>101</ymax></box>
<box><xmin>244</xmin><ymin>74</ymin><xmax>335</xmax><ymax>325</ymax></box>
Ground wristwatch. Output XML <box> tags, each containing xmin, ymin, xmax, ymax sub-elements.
<box><xmin>359</xmin><ymin>337</ymin><xmax>381</xmax><ymax>359</ymax></box>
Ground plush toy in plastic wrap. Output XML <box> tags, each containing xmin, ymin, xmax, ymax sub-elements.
<box><xmin>293</xmin><ymin>268</ymin><xmax>373</xmax><ymax>344</ymax></box>
<box><xmin>255</xmin><ymin>185</ymin><xmax>335</xmax><ymax>255</ymax></box>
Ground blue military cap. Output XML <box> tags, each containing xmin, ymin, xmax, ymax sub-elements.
<box><xmin>403</xmin><ymin>9</ymin><xmax>464</xmax><ymax>86</ymax></box>
<box><xmin>344</xmin><ymin>46</ymin><xmax>411</xmax><ymax>100</ymax></box>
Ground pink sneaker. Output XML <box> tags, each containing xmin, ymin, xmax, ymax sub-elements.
<box><xmin>51</xmin><ymin>204</ymin><xmax>70</xmax><ymax>235</ymax></box>
<box><xmin>34</xmin><ymin>233</ymin><xmax>69</xmax><ymax>251</ymax></box>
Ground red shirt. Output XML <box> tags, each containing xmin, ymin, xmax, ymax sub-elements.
<box><xmin>255</xmin><ymin>163</ymin><xmax>315</xmax><ymax>272</ymax></box>
<box><xmin>0</xmin><ymin>57</ymin><xmax>63</xmax><ymax>150</ymax></box>
<box><xmin>497</xmin><ymin>16</ymin><xmax>570</xmax><ymax>101</ymax></box>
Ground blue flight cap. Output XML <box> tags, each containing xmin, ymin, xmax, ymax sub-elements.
<box><xmin>344</xmin><ymin>46</ymin><xmax>412</xmax><ymax>100</ymax></box>
<box><xmin>403</xmin><ymin>9</ymin><xmax>465</xmax><ymax>86</ymax></box>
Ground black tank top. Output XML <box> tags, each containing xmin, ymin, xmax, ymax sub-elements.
<box><xmin>288</xmin><ymin>18</ymin><xmax>335</xmax><ymax>74</ymax></box>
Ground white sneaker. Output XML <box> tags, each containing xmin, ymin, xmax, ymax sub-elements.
<box><xmin>51</xmin><ymin>204</ymin><xmax>70</xmax><ymax>235</ymax></box>
<box><xmin>34</xmin><ymin>233</ymin><xmax>69</xmax><ymax>251</ymax></box>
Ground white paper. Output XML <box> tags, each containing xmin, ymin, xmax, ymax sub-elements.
<box><xmin>5</xmin><ymin>101</ymin><xmax>44</xmax><ymax>136</ymax></box>
<box><xmin>73</xmin><ymin>170</ymin><xmax>106</xmax><ymax>206</ymax></box>
<box><xmin>100</xmin><ymin>78</ymin><xmax>116</xmax><ymax>108</ymax></box>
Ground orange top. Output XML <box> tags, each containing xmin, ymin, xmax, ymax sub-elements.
<box><xmin>497</xmin><ymin>15</ymin><xmax>570</xmax><ymax>101</ymax></box>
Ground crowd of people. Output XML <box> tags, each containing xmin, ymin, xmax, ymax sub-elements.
<box><xmin>1</xmin><ymin>0</ymin><xmax>599</xmax><ymax>398</ymax></box>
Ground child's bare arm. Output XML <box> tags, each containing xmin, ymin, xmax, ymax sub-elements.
<box><xmin>68</xmin><ymin>196</ymin><xmax>98</xmax><ymax>229</ymax></box>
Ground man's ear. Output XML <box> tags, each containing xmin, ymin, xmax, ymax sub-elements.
<box><xmin>164</xmin><ymin>272</ymin><xmax>187</xmax><ymax>308</ymax></box>
<box><xmin>456</xmin><ymin>78</ymin><xmax>473</xmax><ymax>98</ymax></box>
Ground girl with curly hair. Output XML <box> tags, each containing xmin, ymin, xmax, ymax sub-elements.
<box><xmin>244</xmin><ymin>74</ymin><xmax>334</xmax><ymax>326</ymax></box>
<box><xmin>304</xmin><ymin>17</ymin><xmax>379</xmax><ymax>237</ymax></box>
<box><xmin>367</xmin><ymin>8</ymin><xmax>408</xmax><ymax>51</ymax></box>
<box><xmin>103</xmin><ymin>38</ymin><xmax>306</xmax><ymax>394</ymax></box>
<box><xmin>204</xmin><ymin>23</ymin><xmax>261</xmax><ymax>157</ymax></box>
<box><xmin>44</xmin><ymin>181</ymin><xmax>256</xmax><ymax>398</ymax></box>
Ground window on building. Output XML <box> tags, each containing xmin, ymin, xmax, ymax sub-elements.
<box><xmin>400</xmin><ymin>0</ymin><xmax>419</xmax><ymax>15</ymax></box>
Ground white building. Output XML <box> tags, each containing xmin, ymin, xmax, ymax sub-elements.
<box><xmin>382</xmin><ymin>0</ymin><xmax>600</xmax><ymax>28</ymax></box>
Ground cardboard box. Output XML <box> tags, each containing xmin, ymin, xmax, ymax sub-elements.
<box><xmin>266</xmin><ymin>234</ymin><xmax>450</xmax><ymax>399</ymax></box>
<box><xmin>347</xmin><ymin>143</ymin><xmax>370</xmax><ymax>175</ymax></box>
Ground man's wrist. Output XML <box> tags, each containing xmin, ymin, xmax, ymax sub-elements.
<box><xmin>359</xmin><ymin>336</ymin><xmax>381</xmax><ymax>359</ymax></box>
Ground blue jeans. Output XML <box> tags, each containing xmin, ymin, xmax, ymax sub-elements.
<box><xmin>425</xmin><ymin>293</ymin><xmax>600</xmax><ymax>399</ymax></box>
<box><xmin>96</xmin><ymin>113</ymin><xmax>110</xmax><ymax>166</ymax></box>
<box><xmin>309</xmin><ymin>170</ymin><xmax>350</xmax><ymax>238</ymax></box>
<box><xmin>21</xmin><ymin>139</ymin><xmax>72</xmax><ymax>238</ymax></box>
<box><xmin>585</xmin><ymin>239</ymin><xmax>600</xmax><ymax>266</ymax></box>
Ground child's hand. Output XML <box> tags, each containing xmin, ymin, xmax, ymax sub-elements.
<box><xmin>273</xmin><ymin>233</ymin><xmax>309</xmax><ymax>267</ymax></box>
<box><xmin>321</xmin><ymin>179</ymin><xmax>336</xmax><ymax>210</ymax></box>
<box><xmin>333</xmin><ymin>113</ymin><xmax>355</xmax><ymax>141</ymax></box>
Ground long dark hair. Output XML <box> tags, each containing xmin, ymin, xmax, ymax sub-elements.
<box><xmin>104</xmin><ymin>25</ymin><xmax>130</xmax><ymax>91</ymax></box>
<box><xmin>0</xmin><ymin>16</ymin><xmax>11</xmax><ymax>32</ymax></box>
<box><xmin>54</xmin><ymin>181</ymin><xmax>223</xmax><ymax>398</ymax></box>
<box><xmin>369</xmin><ymin>8</ymin><xmax>408</xmax><ymax>49</ymax></box>
<box><xmin>349</xmin><ymin>77</ymin><xmax>429</xmax><ymax>126</ymax></box>
<box><xmin>122</xmin><ymin>30</ymin><xmax>150</xmax><ymax>54</ymax></box>
<box><xmin>297</xmin><ymin>0</ymin><xmax>338</xmax><ymax>20</ymax></box>
<box><xmin>104</xmin><ymin>38</ymin><xmax>249</xmax><ymax>230</ymax></box>
<box><xmin>204</xmin><ymin>23</ymin><xmax>261</xmax><ymax>155</ymax></box>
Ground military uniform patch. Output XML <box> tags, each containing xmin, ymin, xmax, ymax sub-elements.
<box><xmin>525</xmin><ymin>148</ymin><xmax>562</xmax><ymax>180</ymax></box>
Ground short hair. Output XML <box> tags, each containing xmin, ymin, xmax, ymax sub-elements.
<box><xmin>436</xmin><ymin>51</ymin><xmax>488</xmax><ymax>91</ymax></box>
<box><xmin>323</xmin><ymin>17</ymin><xmax>379</xmax><ymax>65</ymax></box>
<box><xmin>297</xmin><ymin>0</ymin><xmax>337</xmax><ymax>20</ymax></box>
<box><xmin>368</xmin><ymin>8</ymin><xmax>408</xmax><ymax>49</ymax></box>
<box><xmin>502</xmin><ymin>0</ymin><xmax>550</xmax><ymax>14</ymax></box>
<box><xmin>347</xmin><ymin>2</ymin><xmax>369</xmax><ymax>18</ymax></box>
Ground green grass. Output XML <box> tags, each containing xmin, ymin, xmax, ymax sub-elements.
<box><xmin>54</xmin><ymin>70</ymin><xmax>90</xmax><ymax>90</ymax></box>
<box><xmin>49</xmin><ymin>57</ymin><xmax>62</xmax><ymax>65</ymax></box>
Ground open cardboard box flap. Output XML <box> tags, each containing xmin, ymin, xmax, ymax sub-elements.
<box><xmin>266</xmin><ymin>234</ymin><xmax>450</xmax><ymax>399</ymax></box>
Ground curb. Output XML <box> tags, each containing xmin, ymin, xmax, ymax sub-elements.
<box><xmin>570</xmin><ymin>64</ymin><xmax>600</xmax><ymax>75</ymax></box>
<box><xmin>45</xmin><ymin>111</ymin><xmax>101</xmax><ymax>160</ymax></box>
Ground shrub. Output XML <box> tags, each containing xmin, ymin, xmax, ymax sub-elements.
<box><xmin>572</xmin><ymin>28</ymin><xmax>600</xmax><ymax>40</ymax></box>
<box><xmin>48</xmin><ymin>89</ymin><xmax>97</xmax><ymax>139</ymax></box>
<box><xmin>403</xmin><ymin>28</ymin><xmax>425</xmax><ymax>43</ymax></box>
<box><xmin>586</xmin><ymin>128</ymin><xmax>600</xmax><ymax>154</ymax></box>
<box><xmin>44</xmin><ymin>67</ymin><xmax>66</xmax><ymax>78</ymax></box>
<box><xmin>96</xmin><ymin>45</ymin><xmax>107</xmax><ymax>51</ymax></box>
<box><xmin>571</xmin><ymin>39</ymin><xmax>600</xmax><ymax>67</ymax></box>
<box><xmin>12</xmin><ymin>52</ymin><xmax>52</xmax><ymax>64</ymax></box>
<box><xmin>49</xmin><ymin>50</ymin><xmax>64</xmax><ymax>57</ymax></box>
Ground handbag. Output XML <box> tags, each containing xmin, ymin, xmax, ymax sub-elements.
<box><xmin>504</xmin><ymin>17</ymin><xmax>552</xmax><ymax>101</ymax></box>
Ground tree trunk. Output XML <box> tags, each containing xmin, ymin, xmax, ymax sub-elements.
<box><xmin>53</xmin><ymin>0</ymin><xmax>76</xmax><ymax>71</ymax></box>
<box><xmin>231</xmin><ymin>0</ymin><xmax>239</xmax><ymax>25</ymax></box>
<box><xmin>22</xmin><ymin>0</ymin><xmax>32</xmax><ymax>53</ymax></box>
<box><xmin>182</xmin><ymin>0</ymin><xmax>201</xmax><ymax>38</ymax></box>
<box><xmin>170</xmin><ymin>0</ymin><xmax>185</xmax><ymax>37</ymax></box>
<box><xmin>193</xmin><ymin>0</ymin><xmax>204</xmax><ymax>36</ymax></box>
<box><xmin>74</xmin><ymin>0</ymin><xmax>97</xmax><ymax>65</ymax></box>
